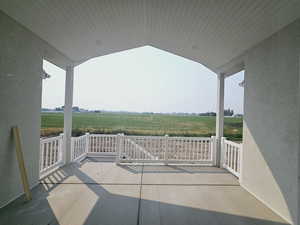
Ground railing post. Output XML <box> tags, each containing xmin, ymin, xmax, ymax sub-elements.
<box><xmin>59</xmin><ymin>133</ymin><xmax>64</xmax><ymax>164</ymax></box>
<box><xmin>116</xmin><ymin>133</ymin><xmax>124</xmax><ymax>164</ymax></box>
<box><xmin>220</xmin><ymin>137</ymin><xmax>226</xmax><ymax>168</ymax></box>
<box><xmin>211</xmin><ymin>136</ymin><xmax>217</xmax><ymax>166</ymax></box>
<box><xmin>85</xmin><ymin>132</ymin><xmax>90</xmax><ymax>156</ymax></box>
<box><xmin>116</xmin><ymin>134</ymin><xmax>121</xmax><ymax>164</ymax></box>
<box><xmin>39</xmin><ymin>138</ymin><xmax>44</xmax><ymax>174</ymax></box>
<box><xmin>238</xmin><ymin>143</ymin><xmax>243</xmax><ymax>182</ymax></box>
<box><xmin>70</xmin><ymin>137</ymin><xmax>74</xmax><ymax>162</ymax></box>
<box><xmin>164</xmin><ymin>134</ymin><xmax>169</xmax><ymax>165</ymax></box>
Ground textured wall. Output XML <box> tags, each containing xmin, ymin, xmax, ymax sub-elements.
<box><xmin>0</xmin><ymin>11</ymin><xmax>71</xmax><ymax>207</ymax></box>
<box><xmin>242</xmin><ymin>19</ymin><xmax>300</xmax><ymax>224</ymax></box>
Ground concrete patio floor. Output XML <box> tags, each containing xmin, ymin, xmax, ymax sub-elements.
<box><xmin>0</xmin><ymin>158</ymin><xmax>289</xmax><ymax>225</ymax></box>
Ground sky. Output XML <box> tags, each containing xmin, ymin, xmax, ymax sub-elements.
<box><xmin>42</xmin><ymin>46</ymin><xmax>244</xmax><ymax>114</ymax></box>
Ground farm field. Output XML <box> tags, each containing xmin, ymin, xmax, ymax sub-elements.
<box><xmin>41</xmin><ymin>112</ymin><xmax>243</xmax><ymax>141</ymax></box>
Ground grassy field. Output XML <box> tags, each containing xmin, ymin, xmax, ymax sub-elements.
<box><xmin>41</xmin><ymin>112</ymin><xmax>243</xmax><ymax>140</ymax></box>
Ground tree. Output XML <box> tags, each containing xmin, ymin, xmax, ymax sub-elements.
<box><xmin>224</xmin><ymin>108</ymin><xmax>234</xmax><ymax>116</ymax></box>
<box><xmin>72</xmin><ymin>106</ymin><xmax>80</xmax><ymax>112</ymax></box>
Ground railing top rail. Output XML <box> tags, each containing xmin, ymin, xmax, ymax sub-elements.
<box><xmin>128</xmin><ymin>135</ymin><xmax>165</xmax><ymax>139</ymax></box>
<box><xmin>224</xmin><ymin>139</ymin><xmax>242</xmax><ymax>148</ymax></box>
<box><xmin>40</xmin><ymin>135</ymin><xmax>63</xmax><ymax>144</ymax></box>
<box><xmin>72</xmin><ymin>135</ymin><xmax>87</xmax><ymax>140</ymax></box>
<box><xmin>76</xmin><ymin>133</ymin><xmax>212</xmax><ymax>141</ymax></box>
<box><xmin>89</xmin><ymin>134</ymin><xmax>117</xmax><ymax>137</ymax></box>
<box><xmin>128</xmin><ymin>135</ymin><xmax>211</xmax><ymax>140</ymax></box>
<box><xmin>168</xmin><ymin>136</ymin><xmax>211</xmax><ymax>140</ymax></box>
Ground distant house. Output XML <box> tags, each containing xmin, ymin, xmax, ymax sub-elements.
<box><xmin>234</xmin><ymin>114</ymin><xmax>243</xmax><ymax>118</ymax></box>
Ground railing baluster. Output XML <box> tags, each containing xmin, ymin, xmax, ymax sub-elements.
<box><xmin>45</xmin><ymin>142</ymin><xmax>49</xmax><ymax>168</ymax></box>
<box><xmin>237</xmin><ymin>146</ymin><xmax>240</xmax><ymax>173</ymax></box>
<box><xmin>231</xmin><ymin>146</ymin><xmax>234</xmax><ymax>170</ymax></box>
<box><xmin>95</xmin><ymin>136</ymin><xmax>98</xmax><ymax>153</ymax></box>
<box><xmin>105</xmin><ymin>136</ymin><xmax>108</xmax><ymax>152</ymax></box>
<box><xmin>104</xmin><ymin>136</ymin><xmax>107</xmax><ymax>152</ymax></box>
<box><xmin>97</xmin><ymin>136</ymin><xmax>100</xmax><ymax>153</ymax></box>
<box><xmin>39</xmin><ymin>142</ymin><xmax>43</xmax><ymax>171</ymax></box>
<box><xmin>41</xmin><ymin>142</ymin><xmax>45</xmax><ymax>170</ymax></box>
<box><xmin>54</xmin><ymin>140</ymin><xmax>58</xmax><ymax>163</ymax></box>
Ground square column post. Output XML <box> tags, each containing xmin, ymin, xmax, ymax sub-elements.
<box><xmin>63</xmin><ymin>65</ymin><xmax>74</xmax><ymax>164</ymax></box>
<box><xmin>216</xmin><ymin>73</ymin><xmax>225</xmax><ymax>167</ymax></box>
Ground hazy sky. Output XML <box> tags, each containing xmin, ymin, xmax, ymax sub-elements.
<box><xmin>42</xmin><ymin>46</ymin><xmax>244</xmax><ymax>114</ymax></box>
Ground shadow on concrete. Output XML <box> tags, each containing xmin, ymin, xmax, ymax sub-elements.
<box><xmin>0</xmin><ymin>160</ymin><xmax>290</xmax><ymax>225</ymax></box>
<box><xmin>83</xmin><ymin>157</ymin><xmax>229</xmax><ymax>174</ymax></box>
<box><xmin>0</xmin><ymin>184</ymin><xmax>60</xmax><ymax>225</ymax></box>
<box><xmin>118</xmin><ymin>164</ymin><xmax>229</xmax><ymax>174</ymax></box>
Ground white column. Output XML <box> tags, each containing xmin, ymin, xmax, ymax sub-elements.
<box><xmin>216</xmin><ymin>73</ymin><xmax>225</xmax><ymax>167</ymax></box>
<box><xmin>63</xmin><ymin>65</ymin><xmax>74</xmax><ymax>164</ymax></box>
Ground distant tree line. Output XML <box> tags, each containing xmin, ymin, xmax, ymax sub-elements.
<box><xmin>42</xmin><ymin>106</ymin><xmax>240</xmax><ymax>117</ymax></box>
<box><xmin>224</xmin><ymin>108</ymin><xmax>234</xmax><ymax>116</ymax></box>
<box><xmin>199</xmin><ymin>108</ymin><xmax>235</xmax><ymax>117</ymax></box>
<box><xmin>199</xmin><ymin>112</ymin><xmax>216</xmax><ymax>116</ymax></box>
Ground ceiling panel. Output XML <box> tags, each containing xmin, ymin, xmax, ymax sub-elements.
<box><xmin>0</xmin><ymin>0</ymin><xmax>299</xmax><ymax>71</ymax></box>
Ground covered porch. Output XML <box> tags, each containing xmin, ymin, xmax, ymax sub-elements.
<box><xmin>0</xmin><ymin>158</ymin><xmax>287</xmax><ymax>225</ymax></box>
<box><xmin>0</xmin><ymin>1</ymin><xmax>299</xmax><ymax>225</ymax></box>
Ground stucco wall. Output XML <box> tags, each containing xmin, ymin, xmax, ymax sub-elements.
<box><xmin>242</xmin><ymin>19</ymin><xmax>300</xmax><ymax>224</ymax></box>
<box><xmin>298</xmin><ymin>53</ymin><xmax>300</xmax><ymax>225</ymax></box>
<box><xmin>0</xmin><ymin>11</ymin><xmax>72</xmax><ymax>207</ymax></box>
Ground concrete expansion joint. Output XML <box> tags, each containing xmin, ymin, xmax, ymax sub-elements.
<box><xmin>136</xmin><ymin>163</ymin><xmax>144</xmax><ymax>225</ymax></box>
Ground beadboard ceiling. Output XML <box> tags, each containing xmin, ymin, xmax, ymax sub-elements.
<box><xmin>0</xmin><ymin>0</ymin><xmax>299</xmax><ymax>71</ymax></box>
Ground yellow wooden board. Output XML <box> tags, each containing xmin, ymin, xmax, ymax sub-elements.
<box><xmin>12</xmin><ymin>126</ymin><xmax>32</xmax><ymax>201</ymax></box>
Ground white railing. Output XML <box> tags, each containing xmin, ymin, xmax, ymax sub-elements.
<box><xmin>222</xmin><ymin>138</ymin><xmax>242</xmax><ymax>177</ymax></box>
<box><xmin>88</xmin><ymin>134</ymin><xmax>118</xmax><ymax>156</ymax></box>
<box><xmin>118</xmin><ymin>137</ymin><xmax>157</xmax><ymax>161</ymax></box>
<box><xmin>167</xmin><ymin>136</ymin><xmax>213</xmax><ymax>163</ymax></box>
<box><xmin>121</xmin><ymin>135</ymin><xmax>166</xmax><ymax>161</ymax></box>
<box><xmin>39</xmin><ymin>134</ymin><xmax>64</xmax><ymax>178</ymax></box>
<box><xmin>118</xmin><ymin>135</ymin><xmax>215</xmax><ymax>165</ymax></box>
<box><xmin>71</xmin><ymin>133</ymin><xmax>88</xmax><ymax>161</ymax></box>
<box><xmin>39</xmin><ymin>134</ymin><xmax>242</xmax><ymax>179</ymax></box>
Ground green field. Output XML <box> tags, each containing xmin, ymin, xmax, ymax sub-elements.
<box><xmin>41</xmin><ymin>112</ymin><xmax>243</xmax><ymax>140</ymax></box>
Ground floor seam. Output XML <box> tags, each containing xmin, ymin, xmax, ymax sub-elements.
<box><xmin>40</xmin><ymin>182</ymin><xmax>239</xmax><ymax>187</ymax></box>
<box><xmin>40</xmin><ymin>182</ymin><xmax>141</xmax><ymax>185</ymax></box>
<box><xmin>136</xmin><ymin>163</ymin><xmax>144</xmax><ymax>225</ymax></box>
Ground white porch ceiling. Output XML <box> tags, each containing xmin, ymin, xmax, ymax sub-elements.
<box><xmin>0</xmin><ymin>0</ymin><xmax>299</xmax><ymax>72</ymax></box>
